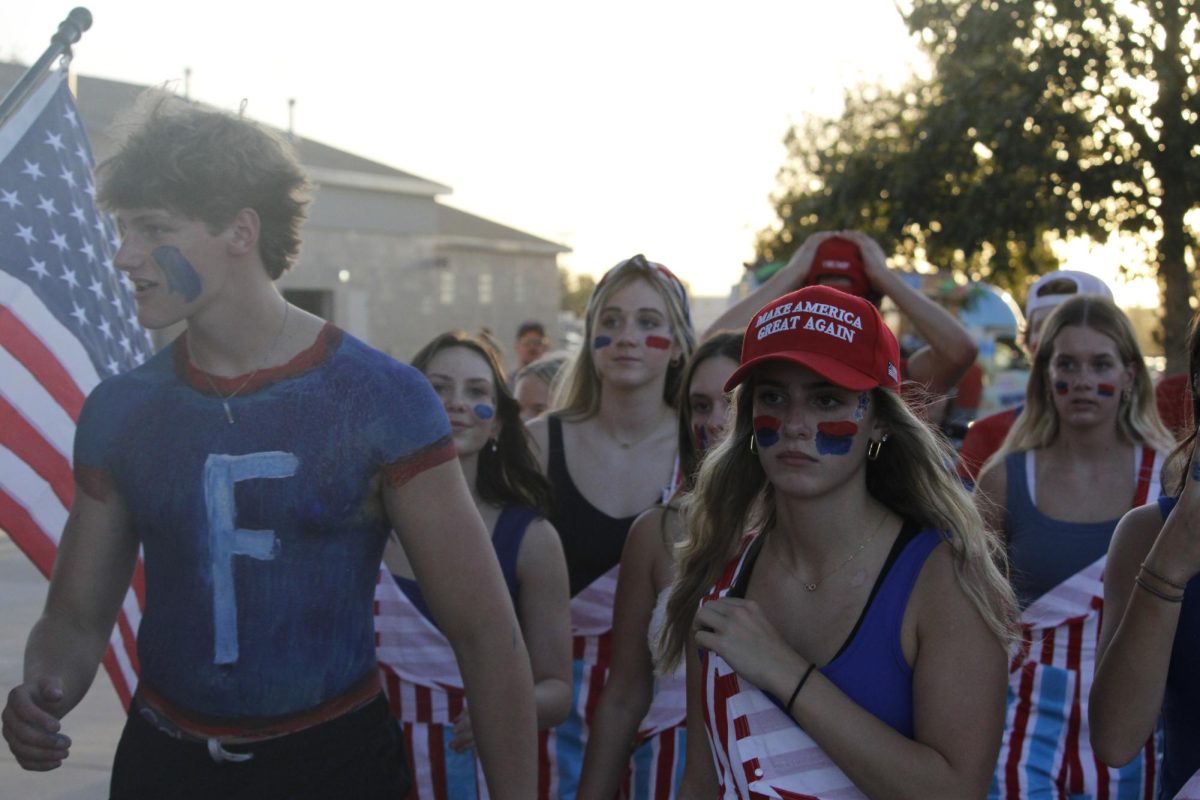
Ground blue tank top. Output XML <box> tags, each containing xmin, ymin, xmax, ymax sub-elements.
<box><xmin>1005</xmin><ymin>451</ymin><xmax>1124</xmax><ymax>610</ymax></box>
<box><xmin>393</xmin><ymin>504</ymin><xmax>536</xmax><ymax>625</ymax></box>
<box><xmin>732</xmin><ymin>520</ymin><xmax>942</xmax><ymax>737</ymax></box>
<box><xmin>546</xmin><ymin>415</ymin><xmax>640</xmax><ymax>596</ymax></box>
<box><xmin>1157</xmin><ymin>495</ymin><xmax>1200</xmax><ymax>800</ymax></box>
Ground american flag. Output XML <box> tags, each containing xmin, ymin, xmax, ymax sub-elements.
<box><xmin>1</xmin><ymin>68</ymin><xmax>151</xmax><ymax>709</ymax></box>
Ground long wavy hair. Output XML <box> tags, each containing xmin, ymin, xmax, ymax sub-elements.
<box><xmin>676</xmin><ymin>331</ymin><xmax>743</xmax><ymax>491</ymax></box>
<box><xmin>553</xmin><ymin>255</ymin><xmax>695</xmax><ymax>420</ymax></box>
<box><xmin>989</xmin><ymin>296</ymin><xmax>1175</xmax><ymax>470</ymax></box>
<box><xmin>412</xmin><ymin>331</ymin><xmax>554</xmax><ymax>516</ymax></box>
<box><xmin>1167</xmin><ymin>310</ymin><xmax>1200</xmax><ymax>496</ymax></box>
<box><xmin>657</xmin><ymin>377</ymin><xmax>1017</xmax><ymax>672</ymax></box>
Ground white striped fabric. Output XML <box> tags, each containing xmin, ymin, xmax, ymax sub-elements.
<box><xmin>700</xmin><ymin>537</ymin><xmax>864</xmax><ymax>800</ymax></box>
<box><xmin>570</xmin><ymin>564</ymin><xmax>618</xmax><ymax>636</ymax></box>
<box><xmin>373</xmin><ymin>566</ymin><xmax>463</xmax><ymax>692</ymax></box>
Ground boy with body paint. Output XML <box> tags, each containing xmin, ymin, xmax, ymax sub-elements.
<box><xmin>706</xmin><ymin>229</ymin><xmax>979</xmax><ymax>423</ymax></box>
<box><xmin>973</xmin><ymin>296</ymin><xmax>1174</xmax><ymax>800</ymax></box>
<box><xmin>658</xmin><ymin>285</ymin><xmax>1015</xmax><ymax>798</ymax></box>
<box><xmin>0</xmin><ymin>94</ymin><xmax>537</xmax><ymax>799</ymax></box>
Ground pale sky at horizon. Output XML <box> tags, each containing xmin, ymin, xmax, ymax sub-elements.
<box><xmin>2</xmin><ymin>2</ymin><xmax>1162</xmax><ymax>306</ymax></box>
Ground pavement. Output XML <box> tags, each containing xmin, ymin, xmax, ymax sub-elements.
<box><xmin>0</xmin><ymin>532</ymin><xmax>123</xmax><ymax>800</ymax></box>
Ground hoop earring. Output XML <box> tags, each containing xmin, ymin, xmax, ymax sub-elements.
<box><xmin>749</xmin><ymin>434</ymin><xmax>758</xmax><ymax>454</ymax></box>
<box><xmin>489</xmin><ymin>438</ymin><xmax>498</xmax><ymax>454</ymax></box>
<box><xmin>866</xmin><ymin>437</ymin><xmax>885</xmax><ymax>461</ymax></box>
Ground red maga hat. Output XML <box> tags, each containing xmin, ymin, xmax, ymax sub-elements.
<box><xmin>803</xmin><ymin>236</ymin><xmax>873</xmax><ymax>298</ymax></box>
<box><xmin>725</xmin><ymin>285</ymin><xmax>902</xmax><ymax>392</ymax></box>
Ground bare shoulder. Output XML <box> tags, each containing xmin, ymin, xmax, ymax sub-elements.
<box><xmin>1108</xmin><ymin>503</ymin><xmax>1166</xmax><ymax>569</ymax></box>
<box><xmin>520</xmin><ymin>517</ymin><xmax>565</xmax><ymax>559</ymax></box>
<box><xmin>624</xmin><ymin>506</ymin><xmax>678</xmax><ymax>584</ymax></box>
<box><xmin>908</xmin><ymin>539</ymin><xmax>985</xmax><ymax>635</ymax></box>
<box><xmin>517</xmin><ymin>517</ymin><xmax>567</xmax><ymax>577</ymax></box>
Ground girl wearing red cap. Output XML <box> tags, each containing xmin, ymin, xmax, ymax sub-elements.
<box><xmin>526</xmin><ymin>255</ymin><xmax>695</xmax><ymax>799</ymax></box>
<box><xmin>659</xmin><ymin>285</ymin><xmax>1014</xmax><ymax>798</ymax></box>
<box><xmin>975</xmin><ymin>297</ymin><xmax>1174</xmax><ymax>800</ymax></box>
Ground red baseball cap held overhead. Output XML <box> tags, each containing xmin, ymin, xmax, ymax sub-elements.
<box><xmin>725</xmin><ymin>285</ymin><xmax>902</xmax><ymax>392</ymax></box>
<box><xmin>803</xmin><ymin>236</ymin><xmax>873</xmax><ymax>298</ymax></box>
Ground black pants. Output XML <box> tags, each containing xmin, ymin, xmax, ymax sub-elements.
<box><xmin>109</xmin><ymin>695</ymin><xmax>410</xmax><ymax>800</ymax></box>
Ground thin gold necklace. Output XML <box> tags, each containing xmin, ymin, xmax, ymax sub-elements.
<box><xmin>777</xmin><ymin>508</ymin><xmax>890</xmax><ymax>592</ymax></box>
<box><xmin>197</xmin><ymin>300</ymin><xmax>290</xmax><ymax>425</ymax></box>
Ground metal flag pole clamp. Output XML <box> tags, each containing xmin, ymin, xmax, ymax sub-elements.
<box><xmin>0</xmin><ymin>8</ymin><xmax>93</xmax><ymax>127</ymax></box>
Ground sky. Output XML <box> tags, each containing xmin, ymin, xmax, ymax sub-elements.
<box><xmin>1</xmin><ymin>2</ymin><xmax>1160</xmax><ymax>305</ymax></box>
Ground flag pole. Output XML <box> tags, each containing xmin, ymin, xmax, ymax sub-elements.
<box><xmin>0</xmin><ymin>7</ymin><xmax>93</xmax><ymax>127</ymax></box>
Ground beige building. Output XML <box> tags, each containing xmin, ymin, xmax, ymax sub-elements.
<box><xmin>0</xmin><ymin>62</ymin><xmax>567</xmax><ymax>367</ymax></box>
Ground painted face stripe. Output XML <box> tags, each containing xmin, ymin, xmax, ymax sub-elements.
<box><xmin>815</xmin><ymin>420</ymin><xmax>857</xmax><ymax>455</ymax></box>
<box><xmin>693</xmin><ymin>423</ymin><xmax>709</xmax><ymax>452</ymax></box>
<box><xmin>645</xmin><ymin>335</ymin><xmax>672</xmax><ymax>350</ymax></box>
<box><xmin>473</xmin><ymin>404</ymin><xmax>494</xmax><ymax>420</ymax></box>
<box><xmin>753</xmin><ymin>415</ymin><xmax>781</xmax><ymax>449</ymax></box>
<box><xmin>1097</xmin><ymin>383</ymin><xmax>1116</xmax><ymax>397</ymax></box>
<box><xmin>593</xmin><ymin>335</ymin><xmax>612</xmax><ymax>349</ymax></box>
<box><xmin>152</xmin><ymin>245</ymin><xmax>202</xmax><ymax>301</ymax></box>
<box><xmin>1054</xmin><ymin>381</ymin><xmax>1070</xmax><ymax>395</ymax></box>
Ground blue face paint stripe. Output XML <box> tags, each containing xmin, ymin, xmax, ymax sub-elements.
<box><xmin>593</xmin><ymin>335</ymin><xmax>612</xmax><ymax>349</ymax></box>
<box><xmin>753</xmin><ymin>415</ymin><xmax>781</xmax><ymax>449</ymax></box>
<box><xmin>473</xmin><ymin>403</ymin><xmax>494</xmax><ymax>420</ymax></box>
<box><xmin>153</xmin><ymin>245</ymin><xmax>203</xmax><ymax>301</ymax></box>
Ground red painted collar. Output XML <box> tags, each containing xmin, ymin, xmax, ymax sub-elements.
<box><xmin>176</xmin><ymin>323</ymin><xmax>342</xmax><ymax>396</ymax></box>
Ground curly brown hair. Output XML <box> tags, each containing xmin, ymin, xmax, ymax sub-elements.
<box><xmin>97</xmin><ymin>92</ymin><xmax>310</xmax><ymax>280</ymax></box>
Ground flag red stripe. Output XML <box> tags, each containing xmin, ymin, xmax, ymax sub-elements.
<box><xmin>0</xmin><ymin>396</ymin><xmax>75</xmax><ymax>508</ymax></box>
<box><xmin>0</xmin><ymin>490</ymin><xmax>58</xmax><ymax>577</ymax></box>
<box><xmin>0</xmin><ymin>306</ymin><xmax>86</xmax><ymax>420</ymax></box>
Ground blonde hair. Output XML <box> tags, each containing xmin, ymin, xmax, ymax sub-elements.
<box><xmin>553</xmin><ymin>256</ymin><xmax>695</xmax><ymax>420</ymax></box>
<box><xmin>657</xmin><ymin>381</ymin><xmax>1017</xmax><ymax>672</ymax></box>
<box><xmin>989</xmin><ymin>295</ymin><xmax>1175</xmax><ymax>470</ymax></box>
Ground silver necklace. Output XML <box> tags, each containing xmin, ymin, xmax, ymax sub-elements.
<box><xmin>779</xmin><ymin>509</ymin><xmax>889</xmax><ymax>592</ymax></box>
<box><xmin>198</xmin><ymin>301</ymin><xmax>290</xmax><ymax>425</ymax></box>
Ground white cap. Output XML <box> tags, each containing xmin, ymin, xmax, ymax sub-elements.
<box><xmin>1025</xmin><ymin>270</ymin><xmax>1113</xmax><ymax>319</ymax></box>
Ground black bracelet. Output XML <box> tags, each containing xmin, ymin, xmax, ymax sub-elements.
<box><xmin>1140</xmin><ymin>562</ymin><xmax>1188</xmax><ymax>592</ymax></box>
<box><xmin>787</xmin><ymin>664</ymin><xmax>817</xmax><ymax>715</ymax></box>
<box><xmin>1135</xmin><ymin>574</ymin><xmax>1185</xmax><ymax>603</ymax></box>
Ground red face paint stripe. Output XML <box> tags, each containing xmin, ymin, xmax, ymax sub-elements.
<box><xmin>817</xmin><ymin>420</ymin><xmax>858</xmax><ymax>438</ymax></box>
<box><xmin>645</xmin><ymin>335</ymin><xmax>672</xmax><ymax>350</ymax></box>
<box><xmin>753</xmin><ymin>415</ymin><xmax>781</xmax><ymax>432</ymax></box>
<box><xmin>1097</xmin><ymin>383</ymin><xmax>1116</xmax><ymax>397</ymax></box>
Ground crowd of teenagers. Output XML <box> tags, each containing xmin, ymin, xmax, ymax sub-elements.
<box><xmin>3</xmin><ymin>96</ymin><xmax>1199</xmax><ymax>800</ymax></box>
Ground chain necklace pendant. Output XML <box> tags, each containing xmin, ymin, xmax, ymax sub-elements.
<box><xmin>804</xmin><ymin>582</ymin><xmax>817</xmax><ymax>592</ymax></box>
<box><xmin>196</xmin><ymin>300</ymin><xmax>289</xmax><ymax>427</ymax></box>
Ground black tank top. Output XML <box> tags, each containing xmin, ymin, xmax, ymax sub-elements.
<box><xmin>547</xmin><ymin>415</ymin><xmax>641</xmax><ymax>597</ymax></box>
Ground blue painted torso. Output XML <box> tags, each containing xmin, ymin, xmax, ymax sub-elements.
<box><xmin>74</xmin><ymin>324</ymin><xmax>452</xmax><ymax>718</ymax></box>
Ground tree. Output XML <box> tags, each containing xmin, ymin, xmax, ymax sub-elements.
<box><xmin>760</xmin><ymin>0</ymin><xmax>1198</xmax><ymax>370</ymax></box>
